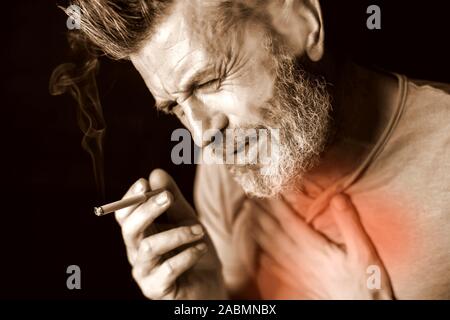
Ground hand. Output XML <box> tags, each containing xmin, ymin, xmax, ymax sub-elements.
<box><xmin>250</xmin><ymin>193</ymin><xmax>394</xmax><ymax>299</ymax></box>
<box><xmin>115</xmin><ymin>169</ymin><xmax>227</xmax><ymax>300</ymax></box>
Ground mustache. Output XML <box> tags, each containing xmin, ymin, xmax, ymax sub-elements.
<box><xmin>208</xmin><ymin>125</ymin><xmax>270</xmax><ymax>149</ymax></box>
<box><xmin>205</xmin><ymin>126</ymin><xmax>278</xmax><ymax>165</ymax></box>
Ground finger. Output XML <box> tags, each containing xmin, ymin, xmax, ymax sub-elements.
<box><xmin>121</xmin><ymin>190</ymin><xmax>174</xmax><ymax>249</ymax></box>
<box><xmin>134</xmin><ymin>224</ymin><xmax>206</xmax><ymax>275</ymax></box>
<box><xmin>330</xmin><ymin>194</ymin><xmax>375</xmax><ymax>258</ymax></box>
<box><xmin>258</xmin><ymin>197</ymin><xmax>329</xmax><ymax>249</ymax></box>
<box><xmin>150</xmin><ymin>243</ymin><xmax>208</xmax><ymax>291</ymax></box>
<box><xmin>115</xmin><ymin>178</ymin><xmax>150</xmax><ymax>225</ymax></box>
<box><xmin>330</xmin><ymin>195</ymin><xmax>394</xmax><ymax>297</ymax></box>
<box><xmin>249</xmin><ymin>206</ymin><xmax>296</xmax><ymax>264</ymax></box>
<box><xmin>259</xmin><ymin>254</ymin><xmax>303</xmax><ymax>292</ymax></box>
<box><xmin>149</xmin><ymin>169</ymin><xmax>197</xmax><ymax>222</ymax></box>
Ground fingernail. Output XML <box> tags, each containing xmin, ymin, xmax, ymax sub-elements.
<box><xmin>332</xmin><ymin>194</ymin><xmax>349</xmax><ymax>210</ymax></box>
<box><xmin>134</xmin><ymin>179</ymin><xmax>145</xmax><ymax>193</ymax></box>
<box><xmin>195</xmin><ymin>243</ymin><xmax>207</xmax><ymax>251</ymax></box>
<box><xmin>155</xmin><ymin>191</ymin><xmax>169</xmax><ymax>206</ymax></box>
<box><xmin>191</xmin><ymin>224</ymin><xmax>203</xmax><ymax>236</ymax></box>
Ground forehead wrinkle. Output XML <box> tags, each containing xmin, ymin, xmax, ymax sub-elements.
<box><xmin>135</xmin><ymin>1</ymin><xmax>231</xmax><ymax>102</ymax></box>
<box><xmin>153</xmin><ymin>16</ymin><xmax>206</xmax><ymax>94</ymax></box>
<box><xmin>141</xmin><ymin>41</ymin><xmax>192</xmax><ymax>98</ymax></box>
<box><xmin>131</xmin><ymin>52</ymin><xmax>163</xmax><ymax>98</ymax></box>
<box><xmin>135</xmin><ymin>50</ymin><xmax>175</xmax><ymax>102</ymax></box>
<box><xmin>153</xmin><ymin>62</ymin><xmax>174</xmax><ymax>98</ymax></box>
<box><xmin>173</xmin><ymin>51</ymin><xmax>213</xmax><ymax>92</ymax></box>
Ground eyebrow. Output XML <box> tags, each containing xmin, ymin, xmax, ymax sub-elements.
<box><xmin>181</xmin><ymin>66</ymin><xmax>216</xmax><ymax>89</ymax></box>
<box><xmin>154</xmin><ymin>65</ymin><xmax>218</xmax><ymax>111</ymax></box>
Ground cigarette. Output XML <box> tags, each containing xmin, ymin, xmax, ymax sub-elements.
<box><xmin>94</xmin><ymin>188</ymin><xmax>165</xmax><ymax>216</ymax></box>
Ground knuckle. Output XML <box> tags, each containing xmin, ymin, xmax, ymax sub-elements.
<box><xmin>139</xmin><ymin>202</ymin><xmax>165</xmax><ymax>223</ymax></box>
<box><xmin>146</xmin><ymin>196</ymin><xmax>166</xmax><ymax>211</ymax></box>
<box><xmin>139</xmin><ymin>275</ymin><xmax>169</xmax><ymax>300</ymax></box>
<box><xmin>140</xmin><ymin>238</ymin><xmax>153</xmax><ymax>255</ymax></box>
<box><xmin>132</xmin><ymin>267</ymin><xmax>142</xmax><ymax>280</ymax></box>
<box><xmin>163</xmin><ymin>260</ymin><xmax>175</xmax><ymax>277</ymax></box>
<box><xmin>127</xmin><ymin>250</ymin><xmax>137</xmax><ymax>266</ymax></box>
<box><xmin>182</xmin><ymin>226</ymin><xmax>193</xmax><ymax>238</ymax></box>
<box><xmin>121</xmin><ymin>220</ymin><xmax>134</xmax><ymax>238</ymax></box>
<box><xmin>141</xmin><ymin>285</ymin><xmax>157</xmax><ymax>299</ymax></box>
<box><xmin>186</xmin><ymin>247</ymin><xmax>201</xmax><ymax>262</ymax></box>
<box><xmin>172</xmin><ymin>232</ymin><xmax>183</xmax><ymax>245</ymax></box>
<box><xmin>141</xmin><ymin>265</ymin><xmax>176</xmax><ymax>299</ymax></box>
<box><xmin>174</xmin><ymin>227</ymin><xmax>191</xmax><ymax>243</ymax></box>
<box><xmin>142</xmin><ymin>282</ymin><xmax>172</xmax><ymax>300</ymax></box>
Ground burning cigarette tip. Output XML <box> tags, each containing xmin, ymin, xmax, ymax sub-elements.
<box><xmin>94</xmin><ymin>207</ymin><xmax>105</xmax><ymax>216</ymax></box>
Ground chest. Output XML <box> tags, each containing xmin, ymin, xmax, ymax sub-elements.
<box><xmin>251</xmin><ymin>189</ymin><xmax>444</xmax><ymax>299</ymax></box>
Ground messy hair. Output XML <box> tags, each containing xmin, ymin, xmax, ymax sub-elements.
<box><xmin>73</xmin><ymin>0</ymin><xmax>175</xmax><ymax>59</ymax></box>
<box><xmin>70</xmin><ymin>0</ymin><xmax>346</xmax><ymax>62</ymax></box>
<box><xmin>51</xmin><ymin>0</ymin><xmax>334</xmax><ymax>196</ymax></box>
<box><xmin>72</xmin><ymin>0</ymin><xmax>286</xmax><ymax>59</ymax></box>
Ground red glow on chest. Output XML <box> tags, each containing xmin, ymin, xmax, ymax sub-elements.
<box><xmin>254</xmin><ymin>190</ymin><xmax>419</xmax><ymax>299</ymax></box>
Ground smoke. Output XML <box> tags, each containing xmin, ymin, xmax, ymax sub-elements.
<box><xmin>49</xmin><ymin>32</ymin><xmax>106</xmax><ymax>198</ymax></box>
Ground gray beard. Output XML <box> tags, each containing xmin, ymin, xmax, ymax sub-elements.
<box><xmin>227</xmin><ymin>54</ymin><xmax>333</xmax><ymax>198</ymax></box>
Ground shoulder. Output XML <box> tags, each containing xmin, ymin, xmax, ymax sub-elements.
<box><xmin>392</xmin><ymin>76</ymin><xmax>450</xmax><ymax>153</ymax></box>
<box><xmin>354</xmin><ymin>75</ymin><xmax>450</xmax><ymax>196</ymax></box>
<box><xmin>408</xmin><ymin>77</ymin><xmax>450</xmax><ymax>97</ymax></box>
<box><xmin>350</xmin><ymin>77</ymin><xmax>450</xmax><ymax>298</ymax></box>
<box><xmin>403</xmin><ymin>77</ymin><xmax>450</xmax><ymax>120</ymax></box>
<box><xmin>388</xmin><ymin>76</ymin><xmax>450</xmax><ymax>157</ymax></box>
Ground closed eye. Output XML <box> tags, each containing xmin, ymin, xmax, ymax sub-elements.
<box><xmin>196</xmin><ymin>78</ymin><xmax>221</xmax><ymax>92</ymax></box>
<box><xmin>156</xmin><ymin>101</ymin><xmax>178</xmax><ymax>114</ymax></box>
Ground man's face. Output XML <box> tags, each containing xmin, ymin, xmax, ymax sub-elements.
<box><xmin>131</xmin><ymin>2</ymin><xmax>332</xmax><ymax>197</ymax></box>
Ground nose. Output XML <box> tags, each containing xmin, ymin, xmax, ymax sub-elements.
<box><xmin>180</xmin><ymin>97</ymin><xmax>228</xmax><ymax>147</ymax></box>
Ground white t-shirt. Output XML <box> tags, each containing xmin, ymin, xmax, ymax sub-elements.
<box><xmin>194</xmin><ymin>74</ymin><xmax>450</xmax><ymax>299</ymax></box>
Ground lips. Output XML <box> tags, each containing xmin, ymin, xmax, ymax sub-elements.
<box><xmin>208</xmin><ymin>140</ymin><xmax>246</xmax><ymax>160</ymax></box>
<box><xmin>226</xmin><ymin>137</ymin><xmax>263</xmax><ymax>164</ymax></box>
<box><xmin>205</xmin><ymin>127</ymin><xmax>273</xmax><ymax>165</ymax></box>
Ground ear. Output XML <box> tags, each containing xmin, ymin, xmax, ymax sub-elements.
<box><xmin>267</xmin><ymin>0</ymin><xmax>324</xmax><ymax>61</ymax></box>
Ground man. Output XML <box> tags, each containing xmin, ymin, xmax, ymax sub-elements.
<box><xmin>75</xmin><ymin>0</ymin><xmax>450</xmax><ymax>299</ymax></box>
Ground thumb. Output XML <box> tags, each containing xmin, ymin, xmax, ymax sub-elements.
<box><xmin>330</xmin><ymin>194</ymin><xmax>376</xmax><ymax>258</ymax></box>
<box><xmin>149</xmin><ymin>168</ymin><xmax>196</xmax><ymax>222</ymax></box>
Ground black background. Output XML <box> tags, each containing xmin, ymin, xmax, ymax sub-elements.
<box><xmin>4</xmin><ymin>0</ymin><xmax>450</xmax><ymax>299</ymax></box>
